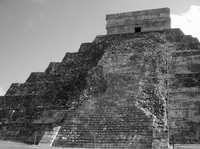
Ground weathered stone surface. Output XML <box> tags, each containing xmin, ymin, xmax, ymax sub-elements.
<box><xmin>106</xmin><ymin>8</ymin><xmax>171</xmax><ymax>34</ymax></box>
<box><xmin>167</xmin><ymin>30</ymin><xmax>200</xmax><ymax>144</ymax></box>
<box><xmin>51</xmin><ymin>31</ymin><xmax>171</xmax><ymax>148</ymax></box>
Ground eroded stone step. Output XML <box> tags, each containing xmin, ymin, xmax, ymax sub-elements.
<box><xmin>78</xmin><ymin>42</ymin><xmax>92</xmax><ymax>53</ymax></box>
<box><xmin>5</xmin><ymin>81</ymin><xmax>67</xmax><ymax>96</ymax></box>
<box><xmin>45</xmin><ymin>62</ymin><xmax>60</xmax><ymax>74</ymax></box>
<box><xmin>172</xmin><ymin>50</ymin><xmax>200</xmax><ymax>57</ymax></box>
<box><xmin>175</xmin><ymin>144</ymin><xmax>200</xmax><ymax>149</ymax></box>
<box><xmin>39</xmin><ymin>126</ymin><xmax>61</xmax><ymax>146</ymax></box>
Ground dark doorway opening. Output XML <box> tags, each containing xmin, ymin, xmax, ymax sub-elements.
<box><xmin>135</xmin><ymin>27</ymin><xmax>141</xmax><ymax>33</ymax></box>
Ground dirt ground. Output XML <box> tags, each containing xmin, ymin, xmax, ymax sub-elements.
<box><xmin>0</xmin><ymin>140</ymin><xmax>87</xmax><ymax>149</ymax></box>
<box><xmin>1</xmin><ymin>141</ymin><xmax>200</xmax><ymax>149</ymax></box>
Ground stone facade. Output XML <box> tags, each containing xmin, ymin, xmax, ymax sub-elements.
<box><xmin>106</xmin><ymin>8</ymin><xmax>171</xmax><ymax>34</ymax></box>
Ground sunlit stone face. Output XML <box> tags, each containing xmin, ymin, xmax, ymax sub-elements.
<box><xmin>106</xmin><ymin>8</ymin><xmax>171</xmax><ymax>34</ymax></box>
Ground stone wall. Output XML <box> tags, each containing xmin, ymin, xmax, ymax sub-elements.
<box><xmin>106</xmin><ymin>8</ymin><xmax>170</xmax><ymax>34</ymax></box>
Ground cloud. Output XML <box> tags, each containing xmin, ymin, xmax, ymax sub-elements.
<box><xmin>171</xmin><ymin>5</ymin><xmax>200</xmax><ymax>40</ymax></box>
<box><xmin>0</xmin><ymin>87</ymin><xmax>5</xmax><ymax>96</ymax></box>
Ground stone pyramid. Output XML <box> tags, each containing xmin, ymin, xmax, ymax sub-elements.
<box><xmin>0</xmin><ymin>8</ymin><xmax>200</xmax><ymax>149</ymax></box>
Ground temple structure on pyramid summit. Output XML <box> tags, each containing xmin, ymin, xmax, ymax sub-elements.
<box><xmin>0</xmin><ymin>7</ymin><xmax>200</xmax><ymax>149</ymax></box>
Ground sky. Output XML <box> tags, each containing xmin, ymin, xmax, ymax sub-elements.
<box><xmin>0</xmin><ymin>0</ymin><xmax>200</xmax><ymax>95</ymax></box>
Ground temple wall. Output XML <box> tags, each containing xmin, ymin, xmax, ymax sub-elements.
<box><xmin>106</xmin><ymin>8</ymin><xmax>170</xmax><ymax>34</ymax></box>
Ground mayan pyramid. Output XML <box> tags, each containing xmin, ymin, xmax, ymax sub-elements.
<box><xmin>0</xmin><ymin>8</ymin><xmax>200</xmax><ymax>149</ymax></box>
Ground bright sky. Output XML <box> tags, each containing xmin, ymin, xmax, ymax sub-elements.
<box><xmin>171</xmin><ymin>5</ymin><xmax>200</xmax><ymax>40</ymax></box>
<box><xmin>0</xmin><ymin>0</ymin><xmax>200</xmax><ymax>96</ymax></box>
<box><xmin>0</xmin><ymin>87</ymin><xmax>4</xmax><ymax>96</ymax></box>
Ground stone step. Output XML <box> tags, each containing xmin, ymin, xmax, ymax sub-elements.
<box><xmin>39</xmin><ymin>126</ymin><xmax>61</xmax><ymax>146</ymax></box>
<box><xmin>33</xmin><ymin>110</ymin><xmax>66</xmax><ymax>124</ymax></box>
<box><xmin>0</xmin><ymin>95</ymin><xmax>72</xmax><ymax>111</ymax></box>
<box><xmin>26</xmin><ymin>72</ymin><xmax>78</xmax><ymax>84</ymax></box>
<box><xmin>78</xmin><ymin>42</ymin><xmax>92</xmax><ymax>53</ymax></box>
<box><xmin>170</xmin><ymin>53</ymin><xmax>200</xmax><ymax>74</ymax></box>
<box><xmin>174</xmin><ymin>34</ymin><xmax>200</xmax><ymax>51</ymax></box>
<box><xmin>169</xmin><ymin>73</ymin><xmax>200</xmax><ymax>88</ymax></box>
<box><xmin>45</xmin><ymin>62</ymin><xmax>60</xmax><ymax>74</ymax></box>
<box><xmin>172</xmin><ymin>65</ymin><xmax>200</xmax><ymax>74</ymax></box>
<box><xmin>172</xmin><ymin>57</ymin><xmax>200</xmax><ymax>67</ymax></box>
<box><xmin>175</xmin><ymin>144</ymin><xmax>200</xmax><ymax>149</ymax></box>
<box><xmin>61</xmin><ymin>52</ymin><xmax>83</xmax><ymax>63</ymax></box>
<box><xmin>26</xmin><ymin>72</ymin><xmax>61</xmax><ymax>83</ymax></box>
<box><xmin>168</xmin><ymin>87</ymin><xmax>200</xmax><ymax>94</ymax></box>
<box><xmin>172</xmin><ymin>50</ymin><xmax>200</xmax><ymax>57</ymax></box>
<box><xmin>5</xmin><ymin>81</ymin><xmax>66</xmax><ymax>96</ymax></box>
<box><xmin>53</xmin><ymin>106</ymin><xmax>153</xmax><ymax>147</ymax></box>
